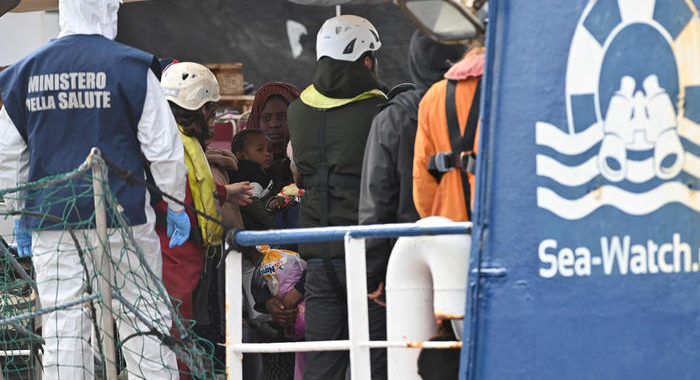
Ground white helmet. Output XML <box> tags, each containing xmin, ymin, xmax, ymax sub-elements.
<box><xmin>316</xmin><ymin>15</ymin><xmax>381</xmax><ymax>62</ymax></box>
<box><xmin>161</xmin><ymin>62</ymin><xmax>221</xmax><ymax>111</ymax></box>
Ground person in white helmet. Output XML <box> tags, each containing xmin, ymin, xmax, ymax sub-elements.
<box><xmin>287</xmin><ymin>14</ymin><xmax>388</xmax><ymax>380</ymax></box>
<box><xmin>158</xmin><ymin>62</ymin><xmax>253</xmax><ymax>378</ymax></box>
<box><xmin>0</xmin><ymin>0</ymin><xmax>189</xmax><ymax>378</ymax></box>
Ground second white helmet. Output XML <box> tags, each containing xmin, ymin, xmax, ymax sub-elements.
<box><xmin>161</xmin><ymin>62</ymin><xmax>221</xmax><ymax>110</ymax></box>
<box><xmin>316</xmin><ymin>15</ymin><xmax>381</xmax><ymax>62</ymax></box>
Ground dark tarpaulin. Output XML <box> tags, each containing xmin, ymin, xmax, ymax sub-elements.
<box><xmin>116</xmin><ymin>0</ymin><xmax>415</xmax><ymax>91</ymax></box>
<box><xmin>0</xmin><ymin>0</ymin><xmax>20</xmax><ymax>15</ymax></box>
<box><xmin>286</xmin><ymin>0</ymin><xmax>389</xmax><ymax>4</ymax></box>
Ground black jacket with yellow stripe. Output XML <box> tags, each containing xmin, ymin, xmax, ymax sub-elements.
<box><xmin>287</xmin><ymin>57</ymin><xmax>386</xmax><ymax>262</ymax></box>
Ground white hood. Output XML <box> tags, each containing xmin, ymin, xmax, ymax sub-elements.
<box><xmin>58</xmin><ymin>0</ymin><xmax>121</xmax><ymax>39</ymax></box>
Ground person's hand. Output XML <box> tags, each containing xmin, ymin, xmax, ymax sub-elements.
<box><xmin>225</xmin><ymin>181</ymin><xmax>254</xmax><ymax>206</ymax></box>
<box><xmin>166</xmin><ymin>208</ymin><xmax>191</xmax><ymax>248</ymax></box>
<box><xmin>205</xmin><ymin>148</ymin><xmax>238</xmax><ymax>171</ymax></box>
<box><xmin>266</xmin><ymin>196</ymin><xmax>285</xmax><ymax>212</ymax></box>
<box><xmin>13</xmin><ymin>220</ymin><xmax>31</xmax><ymax>258</ymax></box>
<box><xmin>280</xmin><ymin>288</ymin><xmax>304</xmax><ymax>310</ymax></box>
<box><xmin>368</xmin><ymin>281</ymin><xmax>386</xmax><ymax>307</ymax></box>
<box><xmin>266</xmin><ymin>297</ymin><xmax>297</xmax><ymax>327</ymax></box>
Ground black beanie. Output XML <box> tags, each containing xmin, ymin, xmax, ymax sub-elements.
<box><xmin>408</xmin><ymin>31</ymin><xmax>467</xmax><ymax>91</ymax></box>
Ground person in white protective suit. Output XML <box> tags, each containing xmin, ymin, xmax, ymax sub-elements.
<box><xmin>0</xmin><ymin>0</ymin><xmax>201</xmax><ymax>378</ymax></box>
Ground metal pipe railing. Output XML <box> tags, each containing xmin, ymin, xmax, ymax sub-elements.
<box><xmin>234</xmin><ymin>222</ymin><xmax>471</xmax><ymax>245</ymax></box>
<box><xmin>225</xmin><ymin>221</ymin><xmax>471</xmax><ymax>380</ymax></box>
<box><xmin>234</xmin><ymin>340</ymin><xmax>462</xmax><ymax>353</ymax></box>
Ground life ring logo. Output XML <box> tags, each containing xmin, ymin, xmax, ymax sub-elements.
<box><xmin>535</xmin><ymin>0</ymin><xmax>700</xmax><ymax>220</ymax></box>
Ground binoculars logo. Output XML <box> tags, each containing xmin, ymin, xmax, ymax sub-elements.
<box><xmin>535</xmin><ymin>0</ymin><xmax>700</xmax><ymax>220</ymax></box>
<box><xmin>599</xmin><ymin>74</ymin><xmax>683</xmax><ymax>182</ymax></box>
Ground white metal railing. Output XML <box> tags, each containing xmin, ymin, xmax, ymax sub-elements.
<box><xmin>224</xmin><ymin>220</ymin><xmax>471</xmax><ymax>380</ymax></box>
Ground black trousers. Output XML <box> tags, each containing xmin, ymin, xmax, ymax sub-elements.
<box><xmin>304</xmin><ymin>260</ymin><xmax>387</xmax><ymax>380</ymax></box>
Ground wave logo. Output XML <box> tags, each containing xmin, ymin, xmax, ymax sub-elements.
<box><xmin>536</xmin><ymin>0</ymin><xmax>700</xmax><ymax>220</ymax></box>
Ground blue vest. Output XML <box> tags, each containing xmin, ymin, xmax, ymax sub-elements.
<box><xmin>0</xmin><ymin>34</ymin><xmax>160</xmax><ymax>229</ymax></box>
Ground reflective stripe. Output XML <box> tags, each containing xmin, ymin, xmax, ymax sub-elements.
<box><xmin>179</xmin><ymin>127</ymin><xmax>224</xmax><ymax>246</ymax></box>
<box><xmin>299</xmin><ymin>85</ymin><xmax>386</xmax><ymax>109</ymax></box>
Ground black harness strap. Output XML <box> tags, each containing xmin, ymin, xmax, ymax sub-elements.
<box><xmin>445</xmin><ymin>79</ymin><xmax>481</xmax><ymax>220</ymax></box>
<box><xmin>317</xmin><ymin>110</ymin><xmax>329</xmax><ymax>226</ymax></box>
<box><xmin>456</xmin><ymin>80</ymin><xmax>481</xmax><ymax>160</ymax></box>
<box><xmin>316</xmin><ymin>110</ymin><xmax>347</xmax><ymax>304</ymax></box>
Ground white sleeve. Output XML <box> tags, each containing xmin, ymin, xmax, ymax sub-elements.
<box><xmin>137</xmin><ymin>70</ymin><xmax>187</xmax><ymax>213</ymax></box>
<box><xmin>0</xmin><ymin>107</ymin><xmax>30</xmax><ymax>213</ymax></box>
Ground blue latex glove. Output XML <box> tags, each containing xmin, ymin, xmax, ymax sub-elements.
<box><xmin>14</xmin><ymin>220</ymin><xmax>32</xmax><ymax>258</ymax></box>
<box><xmin>166</xmin><ymin>208</ymin><xmax>191</xmax><ymax>248</ymax></box>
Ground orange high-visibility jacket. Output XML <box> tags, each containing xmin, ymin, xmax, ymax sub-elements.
<box><xmin>412</xmin><ymin>53</ymin><xmax>484</xmax><ymax>222</ymax></box>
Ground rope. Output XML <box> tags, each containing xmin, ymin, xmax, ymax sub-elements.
<box><xmin>100</xmin><ymin>156</ymin><xmax>233</xmax><ymax>231</ymax></box>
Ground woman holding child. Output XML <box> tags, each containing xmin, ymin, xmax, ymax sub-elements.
<box><xmin>235</xmin><ymin>82</ymin><xmax>306</xmax><ymax>379</ymax></box>
<box><xmin>244</xmin><ymin>82</ymin><xmax>300</xmax><ymax>195</ymax></box>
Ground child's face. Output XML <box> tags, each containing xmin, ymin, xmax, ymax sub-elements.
<box><xmin>238</xmin><ymin>134</ymin><xmax>273</xmax><ymax>169</ymax></box>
